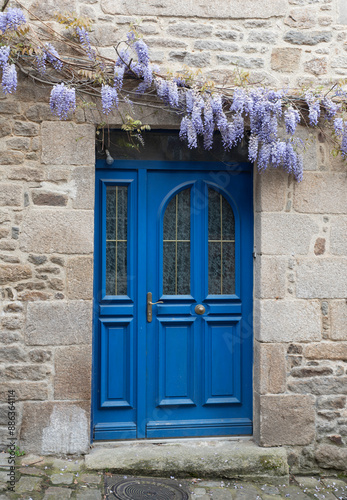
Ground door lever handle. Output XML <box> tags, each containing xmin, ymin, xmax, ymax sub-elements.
<box><xmin>147</xmin><ymin>292</ymin><xmax>163</xmax><ymax>322</ymax></box>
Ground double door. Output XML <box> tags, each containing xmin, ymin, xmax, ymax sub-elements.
<box><xmin>93</xmin><ymin>161</ymin><xmax>253</xmax><ymax>440</ymax></box>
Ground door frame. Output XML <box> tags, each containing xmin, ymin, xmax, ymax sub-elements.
<box><xmin>92</xmin><ymin>159</ymin><xmax>253</xmax><ymax>441</ymax></box>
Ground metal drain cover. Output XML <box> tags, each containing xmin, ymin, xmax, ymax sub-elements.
<box><xmin>105</xmin><ymin>475</ymin><xmax>190</xmax><ymax>500</ymax></box>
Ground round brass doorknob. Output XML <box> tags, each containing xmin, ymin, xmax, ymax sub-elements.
<box><xmin>195</xmin><ymin>304</ymin><xmax>206</xmax><ymax>315</ymax></box>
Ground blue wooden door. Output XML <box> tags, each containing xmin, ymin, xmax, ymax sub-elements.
<box><xmin>93</xmin><ymin>161</ymin><xmax>253</xmax><ymax>440</ymax></box>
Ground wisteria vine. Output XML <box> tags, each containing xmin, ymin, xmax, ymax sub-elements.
<box><xmin>0</xmin><ymin>4</ymin><xmax>347</xmax><ymax>181</ymax></box>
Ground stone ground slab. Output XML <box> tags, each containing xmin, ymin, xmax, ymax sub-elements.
<box><xmin>86</xmin><ymin>440</ymin><xmax>289</xmax><ymax>481</ymax></box>
<box><xmin>0</xmin><ymin>454</ymin><xmax>345</xmax><ymax>499</ymax></box>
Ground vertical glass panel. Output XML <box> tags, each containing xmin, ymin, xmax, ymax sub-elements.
<box><xmin>208</xmin><ymin>189</ymin><xmax>235</xmax><ymax>295</ymax></box>
<box><xmin>163</xmin><ymin>189</ymin><xmax>191</xmax><ymax>295</ymax></box>
<box><xmin>106</xmin><ymin>186</ymin><xmax>128</xmax><ymax>295</ymax></box>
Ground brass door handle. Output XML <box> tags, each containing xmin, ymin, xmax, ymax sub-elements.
<box><xmin>147</xmin><ymin>292</ymin><xmax>163</xmax><ymax>322</ymax></box>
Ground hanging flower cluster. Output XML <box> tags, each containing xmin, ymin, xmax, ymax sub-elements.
<box><xmin>0</xmin><ymin>6</ymin><xmax>346</xmax><ymax>180</ymax></box>
<box><xmin>0</xmin><ymin>7</ymin><xmax>26</xmax><ymax>33</ymax></box>
<box><xmin>49</xmin><ymin>83</ymin><xmax>76</xmax><ymax>119</ymax></box>
<box><xmin>0</xmin><ymin>8</ymin><xmax>26</xmax><ymax>94</ymax></box>
<box><xmin>36</xmin><ymin>43</ymin><xmax>63</xmax><ymax>74</ymax></box>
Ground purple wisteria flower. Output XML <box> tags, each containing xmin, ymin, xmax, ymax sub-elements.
<box><xmin>341</xmin><ymin>126</ymin><xmax>347</xmax><ymax>159</ymax></box>
<box><xmin>321</xmin><ymin>96</ymin><xmax>339</xmax><ymax>121</ymax></box>
<box><xmin>0</xmin><ymin>45</ymin><xmax>10</xmax><ymax>70</ymax></box>
<box><xmin>1</xmin><ymin>63</ymin><xmax>17</xmax><ymax>94</ymax></box>
<box><xmin>333</xmin><ymin>117</ymin><xmax>344</xmax><ymax>137</ymax></box>
<box><xmin>134</xmin><ymin>39</ymin><xmax>150</xmax><ymax>66</ymax></box>
<box><xmin>44</xmin><ymin>43</ymin><xmax>63</xmax><ymax>71</ymax></box>
<box><xmin>284</xmin><ymin>106</ymin><xmax>301</xmax><ymax>135</ymax></box>
<box><xmin>49</xmin><ymin>83</ymin><xmax>76</xmax><ymax>120</ymax></box>
<box><xmin>76</xmin><ymin>26</ymin><xmax>96</xmax><ymax>61</ymax></box>
<box><xmin>305</xmin><ymin>91</ymin><xmax>321</xmax><ymax>126</ymax></box>
<box><xmin>101</xmin><ymin>84</ymin><xmax>118</xmax><ymax>114</ymax></box>
<box><xmin>114</xmin><ymin>66</ymin><xmax>125</xmax><ymax>90</ymax></box>
<box><xmin>0</xmin><ymin>8</ymin><xmax>26</xmax><ymax>33</ymax></box>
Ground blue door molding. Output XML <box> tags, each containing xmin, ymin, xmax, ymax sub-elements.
<box><xmin>92</xmin><ymin>160</ymin><xmax>253</xmax><ymax>441</ymax></box>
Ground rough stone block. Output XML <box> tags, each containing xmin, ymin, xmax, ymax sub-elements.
<box><xmin>288</xmin><ymin>376</ymin><xmax>347</xmax><ymax>395</ymax></box>
<box><xmin>32</xmin><ymin>191</ymin><xmax>68</xmax><ymax>206</ymax></box>
<box><xmin>285</xmin><ymin>9</ymin><xmax>316</xmax><ymax>29</ymax></box>
<box><xmin>167</xmin><ymin>23</ymin><xmax>213</xmax><ymax>38</ymax></box>
<box><xmin>254</xmin><ymin>342</ymin><xmax>286</xmax><ymax>394</ymax></box>
<box><xmin>2</xmin><ymin>364</ymin><xmax>51</xmax><ymax>381</ymax></box>
<box><xmin>100</xmin><ymin>0</ymin><xmax>286</xmax><ymax>18</ymax></box>
<box><xmin>0</xmin><ymin>183</ymin><xmax>23</xmax><ymax>207</ymax></box>
<box><xmin>271</xmin><ymin>48</ymin><xmax>301</xmax><ymax>72</ymax></box>
<box><xmin>256</xmin><ymin>395</ymin><xmax>315</xmax><ymax>446</ymax></box>
<box><xmin>294</xmin><ymin>173</ymin><xmax>347</xmax><ymax>213</ymax></box>
<box><xmin>339</xmin><ymin>0</ymin><xmax>347</xmax><ymax>24</ymax></box>
<box><xmin>248</xmin><ymin>31</ymin><xmax>277</xmax><ymax>44</ymax></box>
<box><xmin>66</xmin><ymin>256</ymin><xmax>93</xmax><ymax>299</ymax></box>
<box><xmin>0</xmin><ymin>151</ymin><xmax>24</xmax><ymax>164</ymax></box>
<box><xmin>330</xmin><ymin>217</ymin><xmax>347</xmax><ymax>255</ymax></box>
<box><xmin>19</xmin><ymin>402</ymin><xmax>89</xmax><ymax>455</ymax></box>
<box><xmin>330</xmin><ymin>301</ymin><xmax>347</xmax><ymax>341</ymax></box>
<box><xmin>7</xmin><ymin>166</ymin><xmax>45</xmax><ymax>182</ymax></box>
<box><xmin>25</xmin><ymin>301</ymin><xmax>92</xmax><ymax>345</ymax></box>
<box><xmin>41</xmin><ymin>122</ymin><xmax>95</xmax><ymax>165</ymax></box>
<box><xmin>72</xmin><ymin>166</ymin><xmax>95</xmax><ymax>209</ymax></box>
<box><xmin>28</xmin><ymin>0</ymin><xmax>77</xmax><ymax>20</ymax></box>
<box><xmin>284</xmin><ymin>30</ymin><xmax>332</xmax><ymax>45</ymax></box>
<box><xmin>296</xmin><ymin>259</ymin><xmax>347</xmax><ymax>298</ymax></box>
<box><xmin>14</xmin><ymin>121</ymin><xmax>39</xmax><ymax>137</ymax></box>
<box><xmin>254</xmin><ymin>256</ymin><xmax>287</xmax><ymax>299</ymax></box>
<box><xmin>304</xmin><ymin>342</ymin><xmax>347</xmax><ymax>360</ymax></box>
<box><xmin>194</xmin><ymin>40</ymin><xmax>238</xmax><ymax>52</ymax></box>
<box><xmin>254</xmin><ymin>299</ymin><xmax>321</xmax><ymax>343</ymax></box>
<box><xmin>0</xmin><ymin>264</ymin><xmax>32</xmax><ymax>284</ymax></box>
<box><xmin>54</xmin><ymin>346</ymin><xmax>92</xmax><ymax>400</ymax></box>
<box><xmin>255</xmin><ymin>168</ymin><xmax>288</xmax><ymax>212</ymax></box>
<box><xmin>6</xmin><ymin>137</ymin><xmax>31</xmax><ymax>150</ymax></box>
<box><xmin>315</xmin><ymin>444</ymin><xmax>347</xmax><ymax>470</ymax></box>
<box><xmin>20</xmin><ymin>209</ymin><xmax>94</xmax><ymax>254</ymax></box>
<box><xmin>185</xmin><ymin>53</ymin><xmax>211</xmax><ymax>68</ymax></box>
<box><xmin>216</xmin><ymin>55</ymin><xmax>264</xmax><ymax>68</ymax></box>
<box><xmin>304</xmin><ymin>58</ymin><xmax>328</xmax><ymax>75</ymax></box>
<box><xmin>255</xmin><ymin>213</ymin><xmax>319</xmax><ymax>255</ymax></box>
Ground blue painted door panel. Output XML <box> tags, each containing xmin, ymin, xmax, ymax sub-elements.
<box><xmin>93</xmin><ymin>162</ymin><xmax>253</xmax><ymax>440</ymax></box>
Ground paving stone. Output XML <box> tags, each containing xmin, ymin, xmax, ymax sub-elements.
<box><xmin>76</xmin><ymin>490</ymin><xmax>102</xmax><ymax>500</ymax></box>
<box><xmin>278</xmin><ymin>484</ymin><xmax>311</xmax><ymax>498</ymax></box>
<box><xmin>50</xmin><ymin>473</ymin><xmax>74</xmax><ymax>485</ymax></box>
<box><xmin>259</xmin><ymin>484</ymin><xmax>280</xmax><ymax>495</ymax></box>
<box><xmin>18</xmin><ymin>466</ymin><xmax>44</xmax><ymax>475</ymax></box>
<box><xmin>234</xmin><ymin>483</ymin><xmax>262</xmax><ymax>498</ymax></box>
<box><xmin>209</xmin><ymin>488</ymin><xmax>234</xmax><ymax>499</ymax></box>
<box><xmin>295</xmin><ymin>476</ymin><xmax>322</xmax><ymax>488</ymax></box>
<box><xmin>52</xmin><ymin>459</ymin><xmax>84</xmax><ymax>472</ymax></box>
<box><xmin>43</xmin><ymin>486</ymin><xmax>72</xmax><ymax>499</ymax></box>
<box><xmin>80</xmin><ymin>473</ymin><xmax>102</xmax><ymax>484</ymax></box>
<box><xmin>16</xmin><ymin>476</ymin><xmax>42</xmax><ymax>492</ymax></box>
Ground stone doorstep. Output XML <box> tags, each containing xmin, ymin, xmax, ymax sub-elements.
<box><xmin>85</xmin><ymin>439</ymin><xmax>289</xmax><ymax>482</ymax></box>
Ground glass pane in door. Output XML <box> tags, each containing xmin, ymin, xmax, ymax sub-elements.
<box><xmin>163</xmin><ymin>188</ymin><xmax>191</xmax><ymax>295</ymax></box>
<box><xmin>106</xmin><ymin>185</ymin><xmax>128</xmax><ymax>295</ymax></box>
<box><xmin>208</xmin><ymin>189</ymin><xmax>235</xmax><ymax>295</ymax></box>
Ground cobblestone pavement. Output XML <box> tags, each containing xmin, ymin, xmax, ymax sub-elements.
<box><xmin>0</xmin><ymin>454</ymin><xmax>346</xmax><ymax>500</ymax></box>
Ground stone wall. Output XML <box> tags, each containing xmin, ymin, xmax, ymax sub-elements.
<box><xmin>0</xmin><ymin>0</ymin><xmax>346</xmax><ymax>471</ymax></box>
<box><xmin>27</xmin><ymin>0</ymin><xmax>347</xmax><ymax>87</ymax></box>
<box><xmin>254</xmin><ymin>158</ymin><xmax>347</xmax><ymax>471</ymax></box>
<box><xmin>0</xmin><ymin>85</ymin><xmax>95</xmax><ymax>454</ymax></box>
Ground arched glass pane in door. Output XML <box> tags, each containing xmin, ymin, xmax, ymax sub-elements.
<box><xmin>163</xmin><ymin>188</ymin><xmax>191</xmax><ymax>295</ymax></box>
<box><xmin>208</xmin><ymin>189</ymin><xmax>235</xmax><ymax>295</ymax></box>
